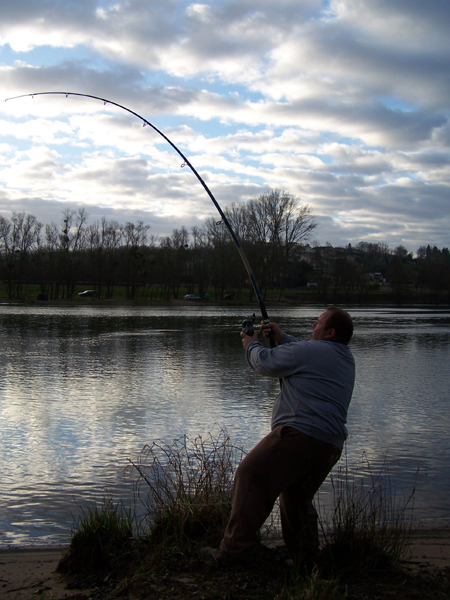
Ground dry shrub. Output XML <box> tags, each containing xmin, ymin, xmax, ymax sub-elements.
<box><xmin>319</xmin><ymin>452</ymin><xmax>416</xmax><ymax>577</ymax></box>
<box><xmin>129</xmin><ymin>426</ymin><xmax>245</xmax><ymax>548</ymax></box>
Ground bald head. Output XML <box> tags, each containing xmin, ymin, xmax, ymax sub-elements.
<box><xmin>323</xmin><ymin>306</ymin><xmax>354</xmax><ymax>344</ymax></box>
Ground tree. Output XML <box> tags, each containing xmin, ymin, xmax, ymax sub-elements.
<box><xmin>189</xmin><ymin>225</ymin><xmax>212</xmax><ymax>299</ymax></box>
<box><xmin>331</xmin><ymin>248</ymin><xmax>368</xmax><ymax>303</ymax></box>
<box><xmin>53</xmin><ymin>208</ymin><xmax>90</xmax><ymax>298</ymax></box>
<box><xmin>416</xmin><ymin>245</ymin><xmax>449</xmax><ymax>302</ymax></box>
<box><xmin>224</xmin><ymin>190</ymin><xmax>317</xmax><ymax>298</ymax></box>
<box><xmin>100</xmin><ymin>218</ymin><xmax>124</xmax><ymax>298</ymax></box>
<box><xmin>122</xmin><ymin>221</ymin><xmax>151</xmax><ymax>300</ymax></box>
<box><xmin>0</xmin><ymin>212</ymin><xmax>42</xmax><ymax>298</ymax></box>
<box><xmin>202</xmin><ymin>217</ymin><xmax>245</xmax><ymax>300</ymax></box>
<box><xmin>159</xmin><ymin>227</ymin><xmax>189</xmax><ymax>299</ymax></box>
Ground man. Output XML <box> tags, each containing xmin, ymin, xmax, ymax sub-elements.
<box><xmin>207</xmin><ymin>306</ymin><xmax>355</xmax><ymax>566</ymax></box>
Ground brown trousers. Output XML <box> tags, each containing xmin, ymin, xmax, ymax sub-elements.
<box><xmin>220</xmin><ymin>425</ymin><xmax>341</xmax><ymax>562</ymax></box>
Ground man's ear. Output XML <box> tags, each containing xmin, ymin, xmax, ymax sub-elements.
<box><xmin>324</xmin><ymin>328</ymin><xmax>336</xmax><ymax>340</ymax></box>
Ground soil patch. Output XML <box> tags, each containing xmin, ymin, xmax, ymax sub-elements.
<box><xmin>1</xmin><ymin>529</ymin><xmax>450</xmax><ymax>600</ymax></box>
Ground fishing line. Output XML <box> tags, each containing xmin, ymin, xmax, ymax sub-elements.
<box><xmin>5</xmin><ymin>91</ymin><xmax>274</xmax><ymax>336</ymax></box>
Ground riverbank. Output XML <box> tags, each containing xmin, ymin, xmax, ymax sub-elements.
<box><xmin>1</xmin><ymin>527</ymin><xmax>450</xmax><ymax>600</ymax></box>
<box><xmin>1</xmin><ymin>292</ymin><xmax>449</xmax><ymax>308</ymax></box>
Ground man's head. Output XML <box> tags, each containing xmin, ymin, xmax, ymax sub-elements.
<box><xmin>311</xmin><ymin>306</ymin><xmax>354</xmax><ymax>345</ymax></box>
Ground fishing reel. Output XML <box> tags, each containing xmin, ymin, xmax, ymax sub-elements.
<box><xmin>241</xmin><ymin>313</ymin><xmax>256</xmax><ymax>336</ymax></box>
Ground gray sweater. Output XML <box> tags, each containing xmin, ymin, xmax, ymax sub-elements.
<box><xmin>245</xmin><ymin>333</ymin><xmax>355</xmax><ymax>448</ymax></box>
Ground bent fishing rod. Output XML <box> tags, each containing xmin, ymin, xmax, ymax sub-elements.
<box><xmin>6</xmin><ymin>91</ymin><xmax>274</xmax><ymax>342</ymax></box>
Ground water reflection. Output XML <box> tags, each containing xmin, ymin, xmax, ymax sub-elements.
<box><xmin>0</xmin><ymin>305</ymin><xmax>449</xmax><ymax>546</ymax></box>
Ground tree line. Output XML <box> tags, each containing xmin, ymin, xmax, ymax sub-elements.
<box><xmin>306</xmin><ymin>241</ymin><xmax>450</xmax><ymax>304</ymax></box>
<box><xmin>0</xmin><ymin>189</ymin><xmax>449</xmax><ymax>304</ymax></box>
<box><xmin>0</xmin><ymin>190</ymin><xmax>316</xmax><ymax>301</ymax></box>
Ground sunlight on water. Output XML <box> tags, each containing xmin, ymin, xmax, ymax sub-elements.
<box><xmin>1</xmin><ymin>304</ymin><xmax>449</xmax><ymax>546</ymax></box>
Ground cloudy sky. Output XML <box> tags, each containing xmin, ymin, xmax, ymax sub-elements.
<box><xmin>1</xmin><ymin>0</ymin><xmax>449</xmax><ymax>253</ymax></box>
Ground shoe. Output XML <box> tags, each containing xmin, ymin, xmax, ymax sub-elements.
<box><xmin>285</xmin><ymin>557</ymin><xmax>319</xmax><ymax>575</ymax></box>
<box><xmin>201</xmin><ymin>547</ymin><xmax>223</xmax><ymax>563</ymax></box>
<box><xmin>285</xmin><ymin>558</ymin><xmax>295</xmax><ymax>569</ymax></box>
<box><xmin>201</xmin><ymin>547</ymin><xmax>248</xmax><ymax>566</ymax></box>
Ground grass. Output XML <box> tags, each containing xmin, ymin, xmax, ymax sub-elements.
<box><xmin>275</xmin><ymin>567</ymin><xmax>344</xmax><ymax>600</ymax></box>
<box><xmin>56</xmin><ymin>435</ymin><xmax>429</xmax><ymax>600</ymax></box>
<box><xmin>57</xmin><ymin>496</ymin><xmax>134</xmax><ymax>578</ymax></box>
<box><xmin>3</xmin><ymin>281</ymin><xmax>446</xmax><ymax>306</ymax></box>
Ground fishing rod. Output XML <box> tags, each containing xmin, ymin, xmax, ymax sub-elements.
<box><xmin>6</xmin><ymin>91</ymin><xmax>274</xmax><ymax>342</ymax></box>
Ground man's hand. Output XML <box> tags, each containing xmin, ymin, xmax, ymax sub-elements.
<box><xmin>260</xmin><ymin>321</ymin><xmax>284</xmax><ymax>345</ymax></box>
<box><xmin>240</xmin><ymin>330</ymin><xmax>259</xmax><ymax>350</ymax></box>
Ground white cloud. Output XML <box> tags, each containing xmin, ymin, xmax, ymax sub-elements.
<box><xmin>0</xmin><ymin>0</ymin><xmax>449</xmax><ymax>249</ymax></box>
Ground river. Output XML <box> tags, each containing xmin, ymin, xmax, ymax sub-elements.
<box><xmin>0</xmin><ymin>304</ymin><xmax>449</xmax><ymax>547</ymax></box>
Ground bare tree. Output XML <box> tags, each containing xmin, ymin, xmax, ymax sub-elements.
<box><xmin>122</xmin><ymin>220</ymin><xmax>151</xmax><ymax>299</ymax></box>
<box><xmin>0</xmin><ymin>213</ymin><xmax>42</xmax><ymax>298</ymax></box>
<box><xmin>224</xmin><ymin>190</ymin><xmax>317</xmax><ymax>298</ymax></box>
<box><xmin>202</xmin><ymin>217</ymin><xmax>245</xmax><ymax>300</ymax></box>
<box><xmin>188</xmin><ymin>225</ymin><xmax>214</xmax><ymax>299</ymax></box>
<box><xmin>159</xmin><ymin>227</ymin><xmax>189</xmax><ymax>299</ymax></box>
<box><xmin>100</xmin><ymin>218</ymin><xmax>124</xmax><ymax>298</ymax></box>
<box><xmin>58</xmin><ymin>208</ymin><xmax>89</xmax><ymax>298</ymax></box>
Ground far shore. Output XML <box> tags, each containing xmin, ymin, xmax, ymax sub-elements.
<box><xmin>1</xmin><ymin>296</ymin><xmax>449</xmax><ymax>309</ymax></box>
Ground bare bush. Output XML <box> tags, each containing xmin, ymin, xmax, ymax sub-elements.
<box><xmin>319</xmin><ymin>452</ymin><xmax>416</xmax><ymax>576</ymax></box>
<box><xmin>129</xmin><ymin>426</ymin><xmax>245</xmax><ymax>548</ymax></box>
